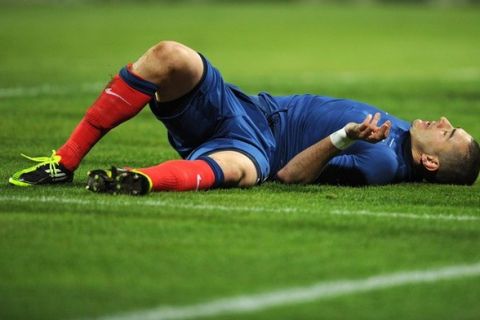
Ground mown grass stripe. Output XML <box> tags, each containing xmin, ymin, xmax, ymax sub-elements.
<box><xmin>1</xmin><ymin>67</ymin><xmax>479</xmax><ymax>99</ymax></box>
<box><xmin>93</xmin><ymin>262</ymin><xmax>480</xmax><ymax>320</ymax></box>
<box><xmin>0</xmin><ymin>83</ymin><xmax>103</xmax><ymax>98</ymax></box>
<box><xmin>1</xmin><ymin>195</ymin><xmax>478</xmax><ymax>222</ymax></box>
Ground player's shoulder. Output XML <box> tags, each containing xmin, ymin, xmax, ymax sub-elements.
<box><xmin>350</xmin><ymin>140</ymin><xmax>397</xmax><ymax>159</ymax></box>
<box><xmin>349</xmin><ymin>142</ymin><xmax>400</xmax><ymax>184</ymax></box>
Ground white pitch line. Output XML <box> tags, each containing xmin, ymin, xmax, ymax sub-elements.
<box><xmin>331</xmin><ymin>209</ymin><xmax>480</xmax><ymax>222</ymax></box>
<box><xmin>0</xmin><ymin>195</ymin><xmax>479</xmax><ymax>222</ymax></box>
<box><xmin>92</xmin><ymin>262</ymin><xmax>480</xmax><ymax>320</ymax></box>
<box><xmin>0</xmin><ymin>195</ymin><xmax>297</xmax><ymax>214</ymax></box>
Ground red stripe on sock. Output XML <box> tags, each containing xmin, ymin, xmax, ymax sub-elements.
<box><xmin>138</xmin><ymin>160</ymin><xmax>217</xmax><ymax>191</ymax></box>
<box><xmin>57</xmin><ymin>75</ymin><xmax>152</xmax><ymax>171</ymax></box>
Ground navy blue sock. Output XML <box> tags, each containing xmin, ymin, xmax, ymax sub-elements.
<box><xmin>119</xmin><ymin>65</ymin><xmax>158</xmax><ymax>96</ymax></box>
<box><xmin>198</xmin><ymin>156</ymin><xmax>225</xmax><ymax>188</ymax></box>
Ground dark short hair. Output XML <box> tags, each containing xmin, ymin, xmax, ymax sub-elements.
<box><xmin>427</xmin><ymin>138</ymin><xmax>480</xmax><ymax>185</ymax></box>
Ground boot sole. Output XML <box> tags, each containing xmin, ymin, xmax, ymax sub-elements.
<box><xmin>86</xmin><ymin>168</ymin><xmax>150</xmax><ymax>196</ymax></box>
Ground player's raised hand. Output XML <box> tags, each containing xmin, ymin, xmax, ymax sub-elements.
<box><xmin>345</xmin><ymin>113</ymin><xmax>391</xmax><ymax>143</ymax></box>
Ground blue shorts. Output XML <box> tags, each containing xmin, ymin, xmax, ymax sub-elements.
<box><xmin>149</xmin><ymin>54</ymin><xmax>276</xmax><ymax>183</ymax></box>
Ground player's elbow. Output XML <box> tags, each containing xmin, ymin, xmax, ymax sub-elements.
<box><xmin>276</xmin><ymin>169</ymin><xmax>291</xmax><ymax>184</ymax></box>
<box><xmin>276</xmin><ymin>168</ymin><xmax>312</xmax><ymax>184</ymax></box>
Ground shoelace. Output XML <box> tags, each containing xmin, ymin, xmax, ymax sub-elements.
<box><xmin>21</xmin><ymin>150</ymin><xmax>62</xmax><ymax>177</ymax></box>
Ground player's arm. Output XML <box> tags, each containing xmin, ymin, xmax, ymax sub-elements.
<box><xmin>276</xmin><ymin>113</ymin><xmax>391</xmax><ymax>184</ymax></box>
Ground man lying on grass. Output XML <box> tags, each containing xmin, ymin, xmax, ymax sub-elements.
<box><xmin>9</xmin><ymin>41</ymin><xmax>480</xmax><ymax>195</ymax></box>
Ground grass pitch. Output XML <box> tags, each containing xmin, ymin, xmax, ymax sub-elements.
<box><xmin>1</xmin><ymin>2</ymin><xmax>480</xmax><ymax>320</ymax></box>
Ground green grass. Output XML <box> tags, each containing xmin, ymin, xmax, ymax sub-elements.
<box><xmin>1</xmin><ymin>2</ymin><xmax>480</xmax><ymax>320</ymax></box>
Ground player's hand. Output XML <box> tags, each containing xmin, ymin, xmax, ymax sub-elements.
<box><xmin>345</xmin><ymin>113</ymin><xmax>391</xmax><ymax>143</ymax></box>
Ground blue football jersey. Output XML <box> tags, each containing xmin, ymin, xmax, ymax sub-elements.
<box><xmin>254</xmin><ymin>93</ymin><xmax>420</xmax><ymax>185</ymax></box>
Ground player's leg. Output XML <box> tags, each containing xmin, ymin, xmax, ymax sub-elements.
<box><xmin>85</xmin><ymin>47</ymin><xmax>271</xmax><ymax>195</ymax></box>
<box><xmin>56</xmin><ymin>41</ymin><xmax>202</xmax><ymax>170</ymax></box>
<box><xmin>206</xmin><ymin>151</ymin><xmax>258</xmax><ymax>187</ymax></box>
<box><xmin>85</xmin><ymin>151</ymin><xmax>258</xmax><ymax>195</ymax></box>
<box><xmin>132</xmin><ymin>41</ymin><xmax>203</xmax><ymax>102</ymax></box>
<box><xmin>9</xmin><ymin>41</ymin><xmax>203</xmax><ymax>186</ymax></box>
<box><xmin>139</xmin><ymin>150</ymin><xmax>258</xmax><ymax>191</ymax></box>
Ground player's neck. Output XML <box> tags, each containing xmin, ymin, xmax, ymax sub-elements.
<box><xmin>411</xmin><ymin>146</ymin><xmax>422</xmax><ymax>166</ymax></box>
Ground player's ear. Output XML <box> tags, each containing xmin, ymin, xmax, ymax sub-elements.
<box><xmin>421</xmin><ymin>154</ymin><xmax>439</xmax><ymax>172</ymax></box>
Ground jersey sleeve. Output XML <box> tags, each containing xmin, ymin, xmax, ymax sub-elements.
<box><xmin>317</xmin><ymin>142</ymin><xmax>398</xmax><ymax>186</ymax></box>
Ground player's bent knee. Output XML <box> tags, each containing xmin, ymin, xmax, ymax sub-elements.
<box><xmin>149</xmin><ymin>41</ymin><xmax>185</xmax><ymax>65</ymax></box>
<box><xmin>144</xmin><ymin>41</ymin><xmax>193</xmax><ymax>76</ymax></box>
<box><xmin>132</xmin><ymin>41</ymin><xmax>203</xmax><ymax>100</ymax></box>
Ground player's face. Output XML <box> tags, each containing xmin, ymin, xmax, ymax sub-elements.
<box><xmin>410</xmin><ymin>117</ymin><xmax>472</xmax><ymax>156</ymax></box>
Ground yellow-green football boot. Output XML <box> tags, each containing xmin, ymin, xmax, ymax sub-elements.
<box><xmin>9</xmin><ymin>150</ymin><xmax>73</xmax><ymax>186</ymax></box>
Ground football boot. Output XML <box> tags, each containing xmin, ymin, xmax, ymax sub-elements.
<box><xmin>86</xmin><ymin>166</ymin><xmax>152</xmax><ymax>196</ymax></box>
<box><xmin>9</xmin><ymin>151</ymin><xmax>73</xmax><ymax>186</ymax></box>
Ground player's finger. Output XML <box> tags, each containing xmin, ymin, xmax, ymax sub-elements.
<box><xmin>370</xmin><ymin>112</ymin><xmax>381</xmax><ymax>127</ymax></box>
<box><xmin>374</xmin><ymin>121</ymin><xmax>391</xmax><ymax>140</ymax></box>
<box><xmin>362</xmin><ymin>114</ymin><xmax>373</xmax><ymax>126</ymax></box>
<box><xmin>366</xmin><ymin>114</ymin><xmax>382</xmax><ymax>135</ymax></box>
<box><xmin>383</xmin><ymin>121</ymin><xmax>392</xmax><ymax>138</ymax></box>
<box><xmin>358</xmin><ymin>114</ymin><xmax>373</xmax><ymax>132</ymax></box>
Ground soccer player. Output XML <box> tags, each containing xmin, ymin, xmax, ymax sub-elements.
<box><xmin>8</xmin><ymin>41</ymin><xmax>480</xmax><ymax>195</ymax></box>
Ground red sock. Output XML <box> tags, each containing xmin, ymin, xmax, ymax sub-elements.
<box><xmin>57</xmin><ymin>71</ymin><xmax>153</xmax><ymax>171</ymax></box>
<box><xmin>137</xmin><ymin>159</ymin><xmax>220</xmax><ymax>191</ymax></box>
